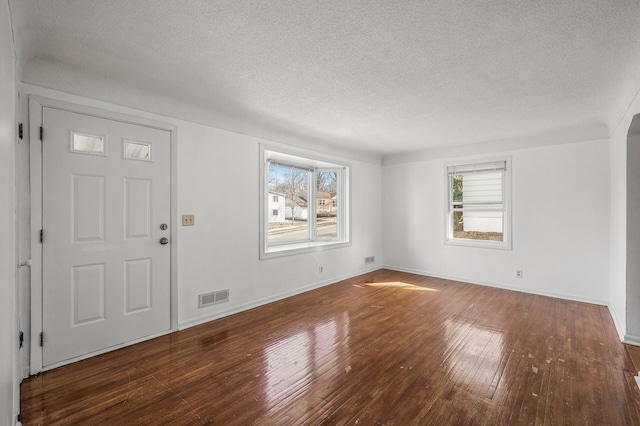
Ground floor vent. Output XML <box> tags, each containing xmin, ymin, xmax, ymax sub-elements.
<box><xmin>365</xmin><ymin>256</ymin><xmax>375</xmax><ymax>264</ymax></box>
<box><xmin>198</xmin><ymin>289</ymin><xmax>230</xmax><ymax>308</ymax></box>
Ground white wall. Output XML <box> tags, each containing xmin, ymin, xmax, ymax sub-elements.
<box><xmin>609</xmin><ymin>89</ymin><xmax>640</xmax><ymax>342</ymax></box>
<box><xmin>626</xmin><ymin>117</ymin><xmax>640</xmax><ymax>343</ymax></box>
<box><xmin>177</xmin><ymin>122</ymin><xmax>382</xmax><ymax>327</ymax></box>
<box><xmin>383</xmin><ymin>139</ymin><xmax>610</xmax><ymax>304</ymax></box>
<box><xmin>609</xmin><ymin>112</ymin><xmax>629</xmax><ymax>339</ymax></box>
<box><xmin>0</xmin><ymin>0</ymin><xmax>17</xmax><ymax>424</ymax></box>
<box><xmin>17</xmin><ymin>84</ymin><xmax>383</xmax><ymax>360</ymax></box>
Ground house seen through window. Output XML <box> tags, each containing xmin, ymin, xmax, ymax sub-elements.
<box><xmin>261</xmin><ymin>146</ymin><xmax>350</xmax><ymax>258</ymax></box>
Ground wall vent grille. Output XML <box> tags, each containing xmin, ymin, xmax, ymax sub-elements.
<box><xmin>199</xmin><ymin>289</ymin><xmax>230</xmax><ymax>308</ymax></box>
<box><xmin>365</xmin><ymin>256</ymin><xmax>375</xmax><ymax>264</ymax></box>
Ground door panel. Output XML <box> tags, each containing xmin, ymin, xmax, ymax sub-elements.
<box><xmin>42</xmin><ymin>107</ymin><xmax>171</xmax><ymax>367</ymax></box>
<box><xmin>125</xmin><ymin>178</ymin><xmax>152</xmax><ymax>239</ymax></box>
<box><xmin>72</xmin><ymin>174</ymin><xmax>106</xmax><ymax>242</ymax></box>
<box><xmin>72</xmin><ymin>263</ymin><xmax>105</xmax><ymax>325</ymax></box>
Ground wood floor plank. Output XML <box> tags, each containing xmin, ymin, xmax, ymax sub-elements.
<box><xmin>20</xmin><ymin>269</ymin><xmax>640</xmax><ymax>425</ymax></box>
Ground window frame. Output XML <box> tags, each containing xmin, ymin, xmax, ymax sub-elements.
<box><xmin>444</xmin><ymin>156</ymin><xmax>512</xmax><ymax>250</ymax></box>
<box><xmin>260</xmin><ymin>144</ymin><xmax>351</xmax><ymax>259</ymax></box>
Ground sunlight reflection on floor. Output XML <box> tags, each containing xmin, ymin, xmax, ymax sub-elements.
<box><xmin>359</xmin><ymin>281</ymin><xmax>440</xmax><ymax>291</ymax></box>
<box><xmin>263</xmin><ymin>313</ymin><xmax>351</xmax><ymax>410</ymax></box>
<box><xmin>444</xmin><ymin>319</ymin><xmax>504</xmax><ymax>398</ymax></box>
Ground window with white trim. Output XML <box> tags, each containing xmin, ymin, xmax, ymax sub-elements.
<box><xmin>261</xmin><ymin>146</ymin><xmax>350</xmax><ymax>258</ymax></box>
<box><xmin>446</xmin><ymin>157</ymin><xmax>511</xmax><ymax>249</ymax></box>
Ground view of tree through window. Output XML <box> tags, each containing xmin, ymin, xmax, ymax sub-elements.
<box><xmin>266</xmin><ymin>165</ymin><xmax>340</xmax><ymax>243</ymax></box>
<box><xmin>261</xmin><ymin>146</ymin><xmax>349</xmax><ymax>258</ymax></box>
<box><xmin>268</xmin><ymin>164</ymin><xmax>309</xmax><ymax>242</ymax></box>
<box><xmin>316</xmin><ymin>171</ymin><xmax>338</xmax><ymax>239</ymax></box>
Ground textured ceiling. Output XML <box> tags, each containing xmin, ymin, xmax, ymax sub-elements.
<box><xmin>8</xmin><ymin>0</ymin><xmax>640</xmax><ymax>157</ymax></box>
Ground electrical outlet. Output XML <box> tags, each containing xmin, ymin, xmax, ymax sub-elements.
<box><xmin>319</xmin><ymin>266</ymin><xmax>324</xmax><ymax>274</ymax></box>
<box><xmin>182</xmin><ymin>214</ymin><xmax>195</xmax><ymax>226</ymax></box>
<box><xmin>516</xmin><ymin>270</ymin><xmax>523</xmax><ymax>278</ymax></box>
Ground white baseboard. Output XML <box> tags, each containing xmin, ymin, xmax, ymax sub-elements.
<box><xmin>41</xmin><ymin>329</ymin><xmax>172</xmax><ymax>372</ymax></box>
<box><xmin>382</xmin><ymin>264</ymin><xmax>609</xmax><ymax>306</ymax></box>
<box><xmin>179</xmin><ymin>266</ymin><xmax>380</xmax><ymax>330</ymax></box>
<box><xmin>623</xmin><ymin>335</ymin><xmax>640</xmax><ymax>347</ymax></box>
<box><xmin>608</xmin><ymin>305</ymin><xmax>626</xmax><ymax>342</ymax></box>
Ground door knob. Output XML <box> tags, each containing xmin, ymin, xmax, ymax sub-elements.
<box><xmin>160</xmin><ymin>237</ymin><xmax>169</xmax><ymax>245</ymax></box>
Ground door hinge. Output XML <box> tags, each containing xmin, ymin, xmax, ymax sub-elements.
<box><xmin>19</xmin><ymin>331</ymin><xmax>24</xmax><ymax>348</ymax></box>
<box><xmin>18</xmin><ymin>123</ymin><xmax>23</xmax><ymax>140</ymax></box>
<box><xmin>40</xmin><ymin>332</ymin><xmax>44</xmax><ymax>347</ymax></box>
<box><xmin>39</xmin><ymin>126</ymin><xmax>43</xmax><ymax>141</ymax></box>
<box><xmin>40</xmin><ymin>229</ymin><xmax>43</xmax><ymax>243</ymax></box>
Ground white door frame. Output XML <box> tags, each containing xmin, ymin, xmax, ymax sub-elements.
<box><xmin>29</xmin><ymin>95</ymin><xmax>179</xmax><ymax>374</ymax></box>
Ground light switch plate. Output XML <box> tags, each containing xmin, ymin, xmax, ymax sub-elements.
<box><xmin>182</xmin><ymin>214</ymin><xmax>195</xmax><ymax>226</ymax></box>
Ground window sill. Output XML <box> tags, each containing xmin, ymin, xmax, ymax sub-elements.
<box><xmin>445</xmin><ymin>238</ymin><xmax>511</xmax><ymax>250</ymax></box>
<box><xmin>261</xmin><ymin>240</ymin><xmax>351</xmax><ymax>259</ymax></box>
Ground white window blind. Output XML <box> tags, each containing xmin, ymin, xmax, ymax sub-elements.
<box><xmin>445</xmin><ymin>156</ymin><xmax>511</xmax><ymax>250</ymax></box>
<box><xmin>267</xmin><ymin>160</ymin><xmax>313</xmax><ymax>172</ymax></box>
<box><xmin>447</xmin><ymin>160</ymin><xmax>507</xmax><ymax>176</ymax></box>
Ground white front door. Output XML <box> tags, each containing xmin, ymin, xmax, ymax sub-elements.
<box><xmin>41</xmin><ymin>106</ymin><xmax>171</xmax><ymax>368</ymax></box>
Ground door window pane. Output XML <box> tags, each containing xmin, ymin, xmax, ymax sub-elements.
<box><xmin>72</xmin><ymin>132</ymin><xmax>105</xmax><ymax>156</ymax></box>
<box><xmin>124</xmin><ymin>140</ymin><xmax>152</xmax><ymax>161</ymax></box>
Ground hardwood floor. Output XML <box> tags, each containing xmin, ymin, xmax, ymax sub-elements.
<box><xmin>627</xmin><ymin>344</ymin><xmax>640</xmax><ymax>377</ymax></box>
<box><xmin>20</xmin><ymin>269</ymin><xmax>640</xmax><ymax>425</ymax></box>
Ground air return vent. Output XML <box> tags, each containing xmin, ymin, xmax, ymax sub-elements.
<box><xmin>365</xmin><ymin>256</ymin><xmax>375</xmax><ymax>264</ymax></box>
<box><xmin>198</xmin><ymin>289</ymin><xmax>229</xmax><ymax>308</ymax></box>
